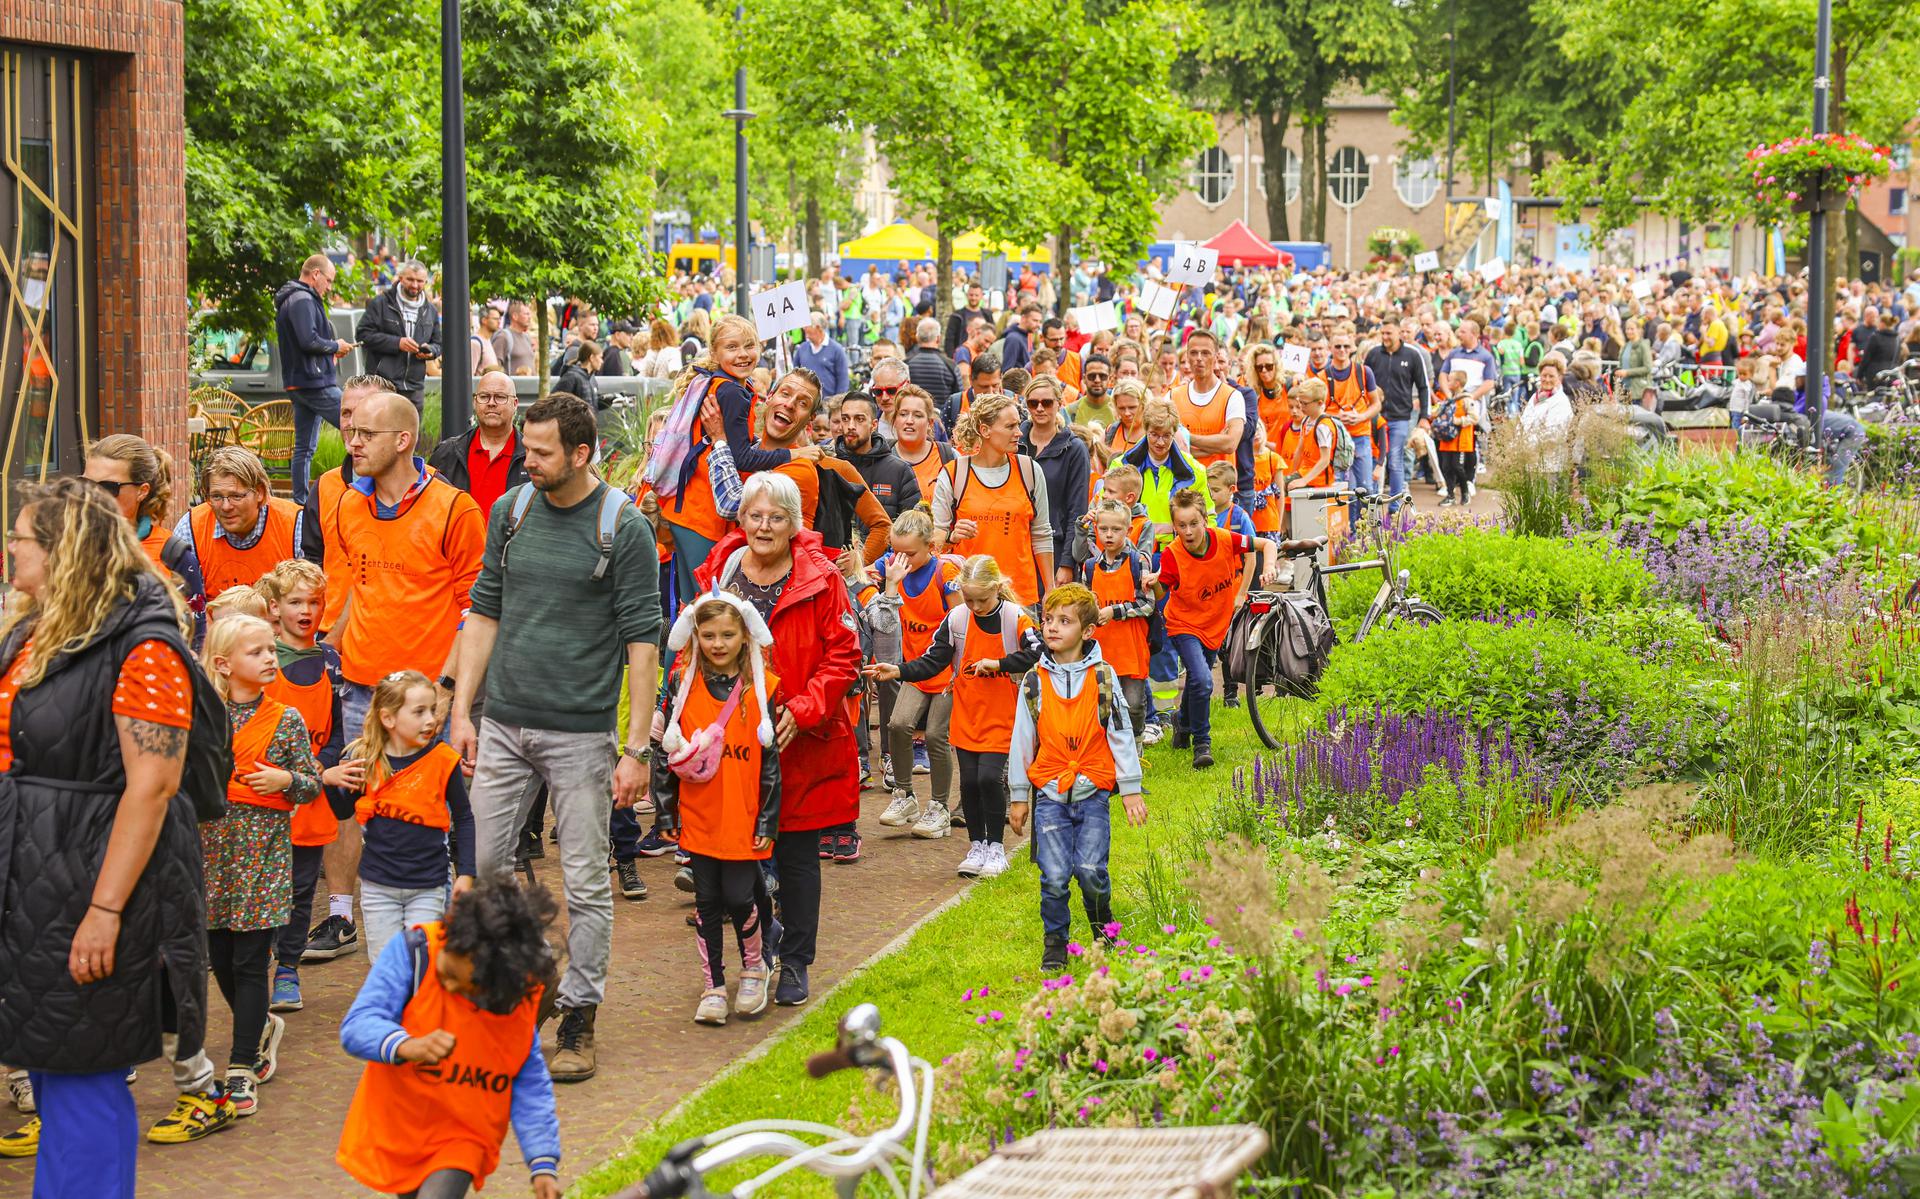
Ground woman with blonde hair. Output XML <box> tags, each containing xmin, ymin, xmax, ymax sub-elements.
<box><xmin>930</xmin><ymin>392</ymin><xmax>1053</xmax><ymax>606</ymax></box>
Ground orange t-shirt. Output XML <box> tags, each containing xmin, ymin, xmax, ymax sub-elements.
<box><xmin>672</xmin><ymin>669</ymin><xmax>779</xmax><ymax>860</ymax></box>
<box><xmin>0</xmin><ymin>639</ymin><xmax>193</xmax><ymax>772</ymax></box>
<box><xmin>192</xmin><ymin>496</ymin><xmax>300</xmax><ymax>597</ymax></box>
<box><xmin>334</xmin><ymin>474</ymin><xmax>485</xmax><ymax>687</ymax></box>
<box><xmin>337</xmin><ymin>922</ymin><xmax>538</xmax><ymax>1194</ymax></box>
<box><xmin>1162</xmin><ymin>527</ymin><xmax>1247</xmax><ymax>649</ymax></box>
<box><xmin>1026</xmin><ymin>667</ymin><xmax>1118</xmax><ymax>792</ymax></box>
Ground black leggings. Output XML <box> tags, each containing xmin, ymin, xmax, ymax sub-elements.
<box><xmin>400</xmin><ymin>1168</ymin><xmax>475</xmax><ymax>1198</ymax></box>
<box><xmin>1439</xmin><ymin>449</ymin><xmax>1477</xmax><ymax>502</ymax></box>
<box><xmin>207</xmin><ymin>927</ymin><xmax>274</xmax><ymax>1069</ymax></box>
<box><xmin>958</xmin><ymin>749</ymin><xmax>1009</xmax><ymax>846</ymax></box>
<box><xmin>690</xmin><ymin>853</ymin><xmax>764</xmax><ymax>989</ymax></box>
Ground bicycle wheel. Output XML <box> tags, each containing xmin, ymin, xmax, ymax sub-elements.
<box><xmin>1244</xmin><ymin>626</ymin><xmax>1290</xmax><ymax>750</ymax></box>
<box><xmin>1378</xmin><ymin>600</ymin><xmax>1444</xmax><ymax>632</ymax></box>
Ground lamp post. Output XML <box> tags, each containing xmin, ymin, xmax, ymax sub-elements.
<box><xmin>439</xmin><ymin>0</ymin><xmax>471</xmax><ymax>434</ymax></box>
<box><xmin>1444</xmin><ymin>0</ymin><xmax>1457</xmax><ymax>201</ymax></box>
<box><xmin>1805</xmin><ymin>0</ymin><xmax>1833</xmax><ymax>435</ymax></box>
<box><xmin>723</xmin><ymin>2</ymin><xmax>755</xmax><ymax>318</ymax></box>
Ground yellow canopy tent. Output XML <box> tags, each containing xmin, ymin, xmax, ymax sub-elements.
<box><xmin>837</xmin><ymin>222</ymin><xmax>938</xmax><ymax>262</ymax></box>
<box><xmin>951</xmin><ymin>230</ymin><xmax>1052</xmax><ymax>264</ymax></box>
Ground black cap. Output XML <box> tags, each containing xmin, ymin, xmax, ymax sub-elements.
<box><xmin>611</xmin><ymin>319</ymin><xmax>636</xmax><ymax>334</ymax></box>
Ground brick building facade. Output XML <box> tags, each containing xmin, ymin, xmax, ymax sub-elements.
<box><xmin>0</xmin><ymin>0</ymin><xmax>185</xmax><ymax>523</ymax></box>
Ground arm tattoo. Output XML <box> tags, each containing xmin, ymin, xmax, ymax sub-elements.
<box><xmin>117</xmin><ymin>715</ymin><xmax>188</xmax><ymax>760</ymax></box>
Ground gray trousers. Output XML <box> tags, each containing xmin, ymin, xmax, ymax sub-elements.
<box><xmin>469</xmin><ymin>718</ymin><xmax>617</xmax><ymax>1009</ymax></box>
<box><xmin>887</xmin><ymin>686</ymin><xmax>953</xmax><ymax>808</ymax></box>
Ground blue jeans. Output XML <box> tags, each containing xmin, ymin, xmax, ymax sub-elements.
<box><xmin>29</xmin><ymin>1069</ymin><xmax>136</xmax><ymax>1198</ymax></box>
<box><xmin>1033</xmin><ymin>790</ymin><xmax>1113</xmax><ymax>940</ymax></box>
<box><xmin>1822</xmin><ymin>413</ymin><xmax>1867</xmax><ymax>485</ymax></box>
<box><xmin>287</xmin><ymin>384</ymin><xmax>342</xmax><ymax>505</ymax></box>
<box><xmin>1383</xmin><ymin>418</ymin><xmax>1413</xmax><ymax>509</ymax></box>
<box><xmin>1344</xmin><ymin>431</ymin><xmax>1376</xmax><ymax>525</ymax></box>
<box><xmin>1169</xmin><ymin>632</ymin><xmax>1217</xmax><ymax>745</ymax></box>
<box><xmin>360</xmin><ymin>880</ymin><xmax>449</xmax><ymax>971</ymax></box>
<box><xmin>1502</xmin><ymin>375</ymin><xmax>1526</xmax><ymax>417</ymax></box>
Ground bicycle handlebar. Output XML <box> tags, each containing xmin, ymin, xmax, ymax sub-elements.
<box><xmin>806</xmin><ymin>1047</ymin><xmax>860</xmax><ymax>1078</ymax></box>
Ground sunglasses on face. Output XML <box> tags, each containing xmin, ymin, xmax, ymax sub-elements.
<box><xmin>871</xmin><ymin>386</ymin><xmax>900</xmax><ymax>397</ymax></box>
<box><xmin>88</xmin><ymin>477</ymin><xmax>130</xmax><ymax>496</ymax></box>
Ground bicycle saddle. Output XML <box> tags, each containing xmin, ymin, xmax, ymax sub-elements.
<box><xmin>1277</xmin><ymin>536</ymin><xmax>1327</xmax><ymax>556</ymax></box>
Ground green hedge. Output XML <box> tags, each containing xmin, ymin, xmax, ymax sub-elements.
<box><xmin>1329</xmin><ymin>529</ymin><xmax>1653</xmax><ymax>625</ymax></box>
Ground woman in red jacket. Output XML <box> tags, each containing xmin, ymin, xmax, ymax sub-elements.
<box><xmin>695</xmin><ymin>471</ymin><xmax>861</xmax><ymax>1008</ymax></box>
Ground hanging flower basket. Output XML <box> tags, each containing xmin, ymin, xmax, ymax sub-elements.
<box><xmin>1747</xmin><ymin>132</ymin><xmax>1891</xmax><ymax>225</ymax></box>
<box><xmin>1366</xmin><ymin>226</ymin><xmax>1423</xmax><ymax>264</ymax></box>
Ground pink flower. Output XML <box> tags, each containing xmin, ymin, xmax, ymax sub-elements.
<box><xmin>989</xmin><ymin>1010</ymin><xmax>1005</xmax><ymax>1021</ymax></box>
<box><xmin>1143</xmin><ymin>1047</ymin><xmax>1160</xmax><ymax>1062</ymax></box>
<box><xmin>1788</xmin><ymin>191</ymin><xmax>1801</xmax><ymax>201</ymax></box>
<box><xmin>1095</xmin><ymin>1059</ymin><xmax>1109</xmax><ymax>1073</ymax></box>
<box><xmin>1067</xmin><ymin>942</ymin><xmax>1084</xmax><ymax>956</ymax></box>
<box><xmin>1198</xmin><ymin>965</ymin><xmax>1214</xmax><ymax>979</ymax></box>
<box><xmin>1162</xmin><ymin>924</ymin><xmax>1177</xmax><ymax>935</ymax></box>
<box><xmin>1102</xmin><ymin>921</ymin><xmax>1123</xmax><ymax>937</ymax></box>
<box><xmin>1335</xmin><ymin>983</ymin><xmax>1353</xmax><ymax>997</ymax></box>
<box><xmin>1206</xmin><ymin>936</ymin><xmax>1221</xmax><ymax>948</ymax></box>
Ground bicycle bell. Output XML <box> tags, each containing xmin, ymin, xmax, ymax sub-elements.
<box><xmin>837</xmin><ymin>1003</ymin><xmax>882</xmax><ymax>1052</ymax></box>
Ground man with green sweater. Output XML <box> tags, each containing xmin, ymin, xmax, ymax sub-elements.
<box><xmin>449</xmin><ymin>392</ymin><xmax>662</xmax><ymax>1084</ymax></box>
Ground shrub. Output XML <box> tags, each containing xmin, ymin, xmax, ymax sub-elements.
<box><xmin>1329</xmin><ymin>529</ymin><xmax>1653</xmax><ymax>627</ymax></box>
<box><xmin>1573</xmin><ymin>604</ymin><xmax>1725</xmax><ymax>673</ymax></box>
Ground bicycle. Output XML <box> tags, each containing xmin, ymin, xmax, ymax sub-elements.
<box><xmin>1241</xmin><ymin>488</ymin><xmax>1443</xmax><ymax>749</ymax></box>
<box><xmin>615</xmin><ymin>1005</ymin><xmax>1268</xmax><ymax>1199</ymax></box>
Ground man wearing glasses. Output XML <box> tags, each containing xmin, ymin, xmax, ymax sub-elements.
<box><xmin>428</xmin><ymin>366</ymin><xmax>529</xmax><ymax>519</ymax></box>
<box><xmin>1364</xmin><ymin>322</ymin><xmax>1433</xmax><ymax>513</ymax></box>
<box><xmin>1069</xmin><ymin>354</ymin><xmax>1117</xmax><ymax>430</ymax></box>
<box><xmin>1310</xmin><ymin>326</ymin><xmax>1383</xmax><ymax>523</ymax></box>
<box><xmin>869</xmin><ymin>356</ymin><xmax>911</xmax><ymax>440</ymax></box>
<box><xmin>177</xmin><ymin>445</ymin><xmax>306</xmax><ymax>596</ymax></box>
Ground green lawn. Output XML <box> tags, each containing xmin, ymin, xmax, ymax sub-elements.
<box><xmin>573</xmin><ymin>708</ymin><xmax>1289</xmax><ymax>1197</ymax></box>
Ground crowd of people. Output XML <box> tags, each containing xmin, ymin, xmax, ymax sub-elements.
<box><xmin>9</xmin><ymin>245</ymin><xmax>1918</xmax><ymax>1198</ymax></box>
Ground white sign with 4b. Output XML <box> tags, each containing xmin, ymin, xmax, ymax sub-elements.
<box><xmin>1165</xmin><ymin>243</ymin><xmax>1217</xmax><ymax>286</ymax></box>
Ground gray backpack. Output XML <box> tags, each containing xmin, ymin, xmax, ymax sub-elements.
<box><xmin>1259</xmin><ymin>591</ymin><xmax>1337</xmax><ymax>696</ymax></box>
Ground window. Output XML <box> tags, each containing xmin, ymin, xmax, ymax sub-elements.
<box><xmin>1892</xmin><ymin>187</ymin><xmax>1909</xmax><ymax>217</ymax></box>
<box><xmin>1328</xmin><ymin>146</ymin><xmax>1372</xmax><ymax>209</ymax></box>
<box><xmin>1256</xmin><ymin>147</ymin><xmax>1302</xmax><ymax>204</ymax></box>
<box><xmin>1393</xmin><ymin>155</ymin><xmax>1442</xmax><ymax>209</ymax></box>
<box><xmin>1191</xmin><ymin>146</ymin><xmax>1236</xmax><ymax>208</ymax></box>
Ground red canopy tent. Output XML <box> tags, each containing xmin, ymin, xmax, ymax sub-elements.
<box><xmin>1202</xmin><ymin>219</ymin><xmax>1284</xmax><ymax>268</ymax></box>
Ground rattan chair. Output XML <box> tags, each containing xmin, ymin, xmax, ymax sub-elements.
<box><xmin>233</xmin><ymin>398</ymin><xmax>296</xmax><ymax>486</ymax></box>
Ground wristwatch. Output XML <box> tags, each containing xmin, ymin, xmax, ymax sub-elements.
<box><xmin>436</xmin><ymin>674</ymin><xmax>456</xmax><ymax>691</ymax></box>
<box><xmin>621</xmin><ymin>743</ymin><xmax>654</xmax><ymax>764</ymax></box>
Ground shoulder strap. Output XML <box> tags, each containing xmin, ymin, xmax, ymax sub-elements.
<box><xmin>405</xmin><ymin>925</ymin><xmax>432</xmax><ymax>993</ymax></box>
<box><xmin>999</xmin><ymin>603</ymin><xmax>1023</xmax><ymax>655</ymax></box>
<box><xmin>498</xmin><ymin>484</ymin><xmax>538</xmax><ymax>570</ymax></box>
<box><xmin>1095</xmin><ymin>662</ymin><xmax>1117</xmax><ymax>728</ymax></box>
<box><xmin>1022</xmin><ymin>668</ymin><xmax>1043</xmax><ymax>727</ymax></box>
<box><xmin>160</xmin><ymin>532</ymin><xmax>190</xmax><ymax>572</ymax></box>
<box><xmin>945</xmin><ymin>604</ymin><xmax>971</xmax><ymax>666</ymax></box>
<box><xmin>593</xmin><ymin>485</ymin><xmax>628</xmax><ymax>581</ymax></box>
<box><xmin>947</xmin><ymin>458</ymin><xmax>970</xmax><ymax>527</ymax></box>
<box><xmin>1127</xmin><ymin>548</ymin><xmax>1143</xmax><ymax>595</ymax></box>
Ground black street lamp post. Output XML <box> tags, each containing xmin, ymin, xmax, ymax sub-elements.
<box><xmin>440</xmin><ymin>0</ymin><xmax>472</xmax><ymax>435</ymax></box>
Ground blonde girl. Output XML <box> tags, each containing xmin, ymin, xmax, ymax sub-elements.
<box><xmin>201</xmin><ymin>613</ymin><xmax>321</xmax><ymax>1115</ymax></box>
<box><xmin>346</xmin><ymin>670</ymin><xmax>474</xmax><ymax>970</ymax></box>
<box><xmin>866</xmin><ymin>555</ymin><xmax>1040</xmax><ymax>878</ymax></box>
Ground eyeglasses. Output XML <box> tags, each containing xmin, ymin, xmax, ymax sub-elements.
<box><xmin>344</xmin><ymin>427</ymin><xmax>406</xmax><ymax>444</ymax></box>
<box><xmin>1255</xmin><ymin>362</ymin><xmax>1277</xmax><ymax>372</ymax></box>
<box><xmin>740</xmin><ymin>509</ymin><xmax>793</xmax><ymax>529</ymax></box>
<box><xmin>870</xmin><ymin>385</ymin><xmax>900</xmax><ymax>398</ymax></box>
<box><xmin>4</xmin><ymin>531</ymin><xmax>39</xmax><ymax>546</ymax></box>
<box><xmin>1028</xmin><ymin>397</ymin><xmax>1058</xmax><ymax>409</ymax></box>
<box><xmin>474</xmin><ymin>392</ymin><xmax>517</xmax><ymax>406</ymax></box>
<box><xmin>1083</xmin><ymin>372</ymin><xmax>1110</xmax><ymax>383</ymax></box>
<box><xmin>86</xmin><ymin>477</ymin><xmax>129</xmax><ymax>496</ymax></box>
<box><xmin>207</xmin><ymin>490</ymin><xmax>257</xmax><ymax>505</ymax></box>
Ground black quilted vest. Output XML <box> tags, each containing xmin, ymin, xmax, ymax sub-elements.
<box><xmin>0</xmin><ymin>574</ymin><xmax>208</xmax><ymax>1073</ymax></box>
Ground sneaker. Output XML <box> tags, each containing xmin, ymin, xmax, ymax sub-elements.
<box><xmin>549</xmin><ymin>1005</ymin><xmax>598</xmax><ymax>1082</ymax></box>
<box><xmin>125</xmin><ymin>1068</ymin><xmax>137</xmax><ymax>1084</ymax></box>
<box><xmin>0</xmin><ymin>1118</ymin><xmax>36</xmax><ymax>1157</ymax></box>
<box><xmin>302</xmin><ymin>914</ymin><xmax>360</xmax><ymax>961</ymax></box>
<box><xmin>774</xmin><ymin>962</ymin><xmax>810</xmax><ymax>1006</ymax></box>
<box><xmin>818</xmin><ymin>832</ymin><xmax>835</xmax><ymax>859</ymax></box>
<box><xmin>911</xmin><ymin>801</ymin><xmax>951</xmax><ymax>839</ymax></box>
<box><xmin>882</xmin><ymin>765</ymin><xmax>901</xmax><ymax>794</ymax></box>
<box><xmin>1170</xmin><ymin>727</ymin><xmax>1191</xmax><ymax>750</ymax></box>
<box><xmin>270</xmin><ymin>965</ymin><xmax>303</xmax><ymax>1013</ymax></box>
<box><xmin>673</xmin><ymin>849</ymin><xmax>691</xmax><ymax>867</ymax></box>
<box><xmin>146</xmin><ymin>1088</ymin><xmax>234</xmax><ymax>1144</ymax></box>
<box><xmin>224</xmin><ymin>1069</ymin><xmax>259</xmax><ymax>1117</ymax></box>
<box><xmin>255</xmin><ymin>1013</ymin><xmax>286</xmax><ymax>1084</ymax></box>
<box><xmin>734</xmin><ymin>965</ymin><xmax>770</xmax><ymax>1017</ymax></box>
<box><xmin>637</xmin><ymin>828</ymin><xmax>678</xmax><ymax>857</ymax></box>
<box><xmin>912</xmin><ymin>743</ymin><xmax>931</xmax><ymax>774</ymax></box>
<box><xmin>1193</xmin><ymin>743</ymin><xmax>1215</xmax><ymax>769</ymax></box>
<box><xmin>978</xmin><ymin>842</ymin><xmax>1010</xmax><ymax>878</ymax></box>
<box><xmin>957</xmin><ymin>840</ymin><xmax>987</xmax><ymax>878</ymax></box>
<box><xmin>519</xmin><ymin>825</ymin><xmax>546</xmax><ymax>861</ymax></box>
<box><xmin>694</xmin><ymin>987</ymin><xmax>729</xmax><ymax>1026</ymax></box>
<box><xmin>1222</xmin><ymin>687</ymin><xmax>1240</xmax><ymax>709</ymax></box>
<box><xmin>833</xmin><ymin>833</ymin><xmax>862</xmax><ymax>863</ymax></box>
<box><xmin>616</xmin><ymin>859</ymin><xmax>649</xmax><ymax>900</ymax></box>
<box><xmin>1438</xmin><ymin>497</ymin><xmax>1455</xmax><ymax>508</ymax></box>
<box><xmin>1042</xmin><ymin>936</ymin><xmax>1069</xmax><ymax>974</ymax></box>
<box><xmin>878</xmin><ymin>790</ymin><xmax>920</xmax><ymax>827</ymax></box>
<box><xmin>6</xmin><ymin>1070</ymin><xmax>32</xmax><ymax>1115</ymax></box>
<box><xmin>674</xmin><ymin>865</ymin><xmax>696</xmax><ymax>893</ymax></box>
<box><xmin>1141</xmin><ymin>721</ymin><xmax>1164</xmax><ymax>746</ymax></box>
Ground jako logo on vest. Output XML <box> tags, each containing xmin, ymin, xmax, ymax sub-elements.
<box><xmin>721</xmin><ymin>743</ymin><xmax>752</xmax><ymax>762</ymax></box>
<box><xmin>416</xmin><ymin>1061</ymin><xmax>513</xmax><ymax>1093</ymax></box>
<box><xmin>1199</xmin><ymin>576</ymin><xmax>1238</xmax><ymax>604</ymax></box>
<box><xmin>365</xmin><ymin>799</ymin><xmax>440</xmax><ymax>826</ymax></box>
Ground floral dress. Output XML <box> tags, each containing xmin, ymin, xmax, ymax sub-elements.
<box><xmin>201</xmin><ymin>695</ymin><xmax>321</xmax><ymax>931</ymax></box>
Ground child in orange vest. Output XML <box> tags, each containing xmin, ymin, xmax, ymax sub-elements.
<box><xmin>1008</xmin><ymin>584</ymin><xmax>1146</xmax><ymax>975</ymax></box>
<box><xmin>1435</xmin><ymin>369</ymin><xmax>1481</xmax><ymax>507</ymax></box>
<box><xmin>871</xmin><ymin>509</ymin><xmax>957</xmax><ymax>835</ymax></box>
<box><xmin>1248</xmin><ymin>421</ymin><xmax>1285</xmax><ymax>540</ymax></box>
<box><xmin>337</xmin><ymin>878</ymin><xmax>562</xmax><ymax>1199</ymax></box>
<box><xmin>257</xmin><ymin>560</ymin><xmax>362</xmax><ymax>1015</ymax></box>
<box><xmin>866</xmin><ymin>555</ymin><xmax>1041</xmax><ymax>878</ymax></box>
<box><xmin>653</xmin><ymin>593</ymin><xmax>782</xmax><ymax>1026</ymax></box>
<box><xmin>201</xmin><ymin>613</ymin><xmax>321</xmax><ymax>1116</ymax></box>
<box><xmin>348</xmin><ymin>671</ymin><xmax>475</xmax><ymax>973</ymax></box>
<box><xmin>1156</xmin><ymin>488</ymin><xmax>1275</xmax><ymax>769</ymax></box>
<box><xmin>1077</xmin><ymin>499</ymin><xmax>1153</xmax><ymax>740</ymax></box>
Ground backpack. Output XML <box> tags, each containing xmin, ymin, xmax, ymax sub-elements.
<box><xmin>945</xmin><ymin>455</ymin><xmax>1038</xmax><ymax>540</ymax></box>
<box><xmin>1429</xmin><ymin>398</ymin><xmax>1461</xmax><ymax>444</ymax></box>
<box><xmin>810</xmin><ymin>461</ymin><xmax>867</xmax><ymax>554</ymax></box>
<box><xmin>1020</xmin><ymin>661</ymin><xmax>1120</xmax><ymax>731</ymax></box>
<box><xmin>1260</xmin><ymin>591</ymin><xmax>1337</xmax><ymax>697</ymax></box>
<box><xmin>644</xmin><ymin>369</ymin><xmax>722</xmax><ymax>501</ymax></box>
<box><xmin>500</xmin><ymin>482</ymin><xmax>629</xmax><ymax>581</ymax></box>
<box><xmin>1324</xmin><ymin>416</ymin><xmax>1357</xmax><ymax>475</ymax></box>
<box><xmin>944</xmin><ymin>601</ymin><xmax>1024</xmax><ymax>672</ymax></box>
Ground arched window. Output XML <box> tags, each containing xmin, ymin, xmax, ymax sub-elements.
<box><xmin>1191</xmin><ymin>146</ymin><xmax>1235</xmax><ymax>208</ymax></box>
<box><xmin>1393</xmin><ymin>155</ymin><xmax>1441</xmax><ymax>209</ymax></box>
<box><xmin>1258</xmin><ymin>147</ymin><xmax>1301</xmax><ymax>204</ymax></box>
<box><xmin>1328</xmin><ymin>146</ymin><xmax>1372</xmax><ymax>209</ymax></box>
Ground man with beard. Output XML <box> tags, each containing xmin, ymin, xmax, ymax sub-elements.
<box><xmin>834</xmin><ymin>391</ymin><xmax>921</xmax><ymax>520</ymax></box>
<box><xmin>452</xmin><ymin>392</ymin><xmax>662</xmax><ymax>1085</ymax></box>
<box><xmin>357</xmin><ymin>259</ymin><xmax>442</xmax><ymax>414</ymax></box>
<box><xmin>1069</xmin><ymin>353</ymin><xmax>1117</xmax><ymax>429</ymax></box>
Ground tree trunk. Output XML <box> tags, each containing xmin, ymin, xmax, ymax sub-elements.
<box><xmin>804</xmin><ymin>191</ymin><xmax>824</xmax><ymax>282</ymax></box>
<box><xmin>535</xmin><ymin>297</ymin><xmax>551</xmax><ymax>400</ymax></box>
<box><xmin>1054</xmin><ymin>226</ymin><xmax>1073</xmax><ymax>317</ymax></box>
<box><xmin>1301</xmin><ymin>106</ymin><xmax>1329</xmax><ymax>243</ymax></box>
<box><xmin>936</xmin><ymin>224</ymin><xmax>954</xmax><ymax>327</ymax></box>
<box><xmin>1257</xmin><ymin>102</ymin><xmax>1292</xmax><ymax>242</ymax></box>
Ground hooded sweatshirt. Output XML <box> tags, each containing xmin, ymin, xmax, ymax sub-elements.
<box><xmin>274</xmin><ymin>279</ymin><xmax>341</xmax><ymax>391</ymax></box>
<box><xmin>1007</xmin><ymin>642</ymin><xmax>1144</xmax><ymax>806</ymax></box>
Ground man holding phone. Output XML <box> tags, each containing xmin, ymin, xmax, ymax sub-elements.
<box><xmin>274</xmin><ymin>252</ymin><xmax>356</xmax><ymax>504</ymax></box>
<box><xmin>357</xmin><ymin>258</ymin><xmax>443</xmax><ymax>417</ymax></box>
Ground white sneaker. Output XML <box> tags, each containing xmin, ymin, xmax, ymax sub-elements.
<box><xmin>878</xmin><ymin>790</ymin><xmax>920</xmax><ymax>827</ymax></box>
<box><xmin>6</xmin><ymin>1070</ymin><xmax>32</xmax><ymax>1115</ymax></box>
<box><xmin>911</xmin><ymin>801</ymin><xmax>951</xmax><ymax>839</ymax></box>
<box><xmin>1141</xmin><ymin>722</ymin><xmax>1164</xmax><ymax>746</ymax></box>
<box><xmin>956</xmin><ymin>840</ymin><xmax>987</xmax><ymax>877</ymax></box>
<box><xmin>978</xmin><ymin>842</ymin><xmax>1010</xmax><ymax>878</ymax></box>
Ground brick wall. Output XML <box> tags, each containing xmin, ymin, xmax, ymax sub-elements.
<box><xmin>0</xmin><ymin>0</ymin><xmax>187</xmax><ymax>495</ymax></box>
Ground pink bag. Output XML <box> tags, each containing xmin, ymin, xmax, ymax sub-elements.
<box><xmin>665</xmin><ymin>675</ymin><xmax>746</xmax><ymax>783</ymax></box>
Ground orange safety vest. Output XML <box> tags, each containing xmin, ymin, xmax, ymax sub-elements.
<box><xmin>1250</xmin><ymin>448</ymin><xmax>1284</xmax><ymax>533</ymax></box>
<box><xmin>948</xmin><ymin>604</ymin><xmax>1031</xmax><ymax>753</ymax></box>
<box><xmin>1171</xmin><ymin>381</ymin><xmax>1234</xmax><ymax>466</ymax></box>
<box><xmin>1313</xmin><ymin>364</ymin><xmax>1371</xmax><ymax>432</ymax></box>
<box><xmin>1252</xmin><ymin>384</ymin><xmax>1290</xmax><ymax>452</ymax></box>
<box><xmin>227</xmin><ymin>695</ymin><xmax>296</xmax><ymax>813</ymax></box>
<box><xmin>1107</xmin><ymin>421</ymin><xmax>1145</xmax><ymax>456</ymax></box>
<box><xmin>1438</xmin><ymin>396</ymin><xmax>1476</xmax><ymax>454</ymax></box>
<box><xmin>673</xmin><ymin>669</ymin><xmax>780</xmax><ymax>861</ymax></box>
<box><xmin>947</xmin><ymin>458</ymin><xmax>1041</xmax><ymax>606</ymax></box>
<box><xmin>318</xmin><ymin>469</ymin><xmax>352</xmax><ymax>631</ymax></box>
<box><xmin>1086</xmin><ymin>557</ymin><xmax>1148</xmax><ymax>679</ymax></box>
<box><xmin>900</xmin><ymin>442</ymin><xmax>948</xmax><ymax>502</ymax></box>
<box><xmin>356</xmin><ymin>743</ymin><xmax>462</xmax><ymax>830</ymax></box>
<box><xmin>270</xmin><ymin>657</ymin><xmax>338</xmax><ymax>847</ymax></box>
<box><xmin>1026</xmin><ymin>668</ymin><xmax>1118</xmax><ymax>792</ymax></box>
<box><xmin>336</xmin><ymin>922</ymin><xmax>538</xmax><ymax>1194</ymax></box>
<box><xmin>192</xmin><ymin>496</ymin><xmax>299</xmax><ymax>597</ymax></box>
<box><xmin>897</xmin><ymin>559</ymin><xmax>959</xmax><ymax>694</ymax></box>
<box><xmin>1163</xmin><ymin>527</ymin><xmax>1244</xmax><ymax>650</ymax></box>
<box><xmin>1280</xmin><ymin>417</ymin><xmax>1338</xmax><ymax>496</ymax></box>
<box><xmin>138</xmin><ymin>521</ymin><xmax>172</xmax><ymax>575</ymax></box>
<box><xmin>334</xmin><ymin>476</ymin><xmax>485</xmax><ymax>687</ymax></box>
